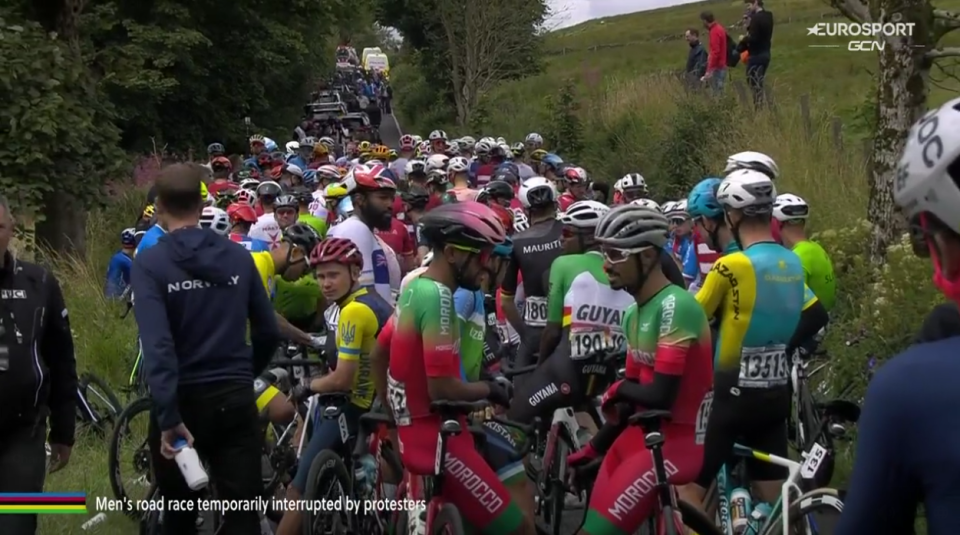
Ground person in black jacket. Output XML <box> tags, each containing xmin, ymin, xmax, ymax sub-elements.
<box><xmin>738</xmin><ymin>0</ymin><xmax>774</xmax><ymax>106</ymax></box>
<box><xmin>132</xmin><ymin>164</ymin><xmax>281</xmax><ymax>535</ymax></box>
<box><xmin>684</xmin><ymin>28</ymin><xmax>708</xmax><ymax>83</ymax></box>
<box><xmin>0</xmin><ymin>196</ymin><xmax>77</xmax><ymax>535</ymax></box>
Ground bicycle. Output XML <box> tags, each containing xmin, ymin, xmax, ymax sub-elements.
<box><xmin>76</xmin><ymin>371</ymin><xmax>123</xmax><ymax>434</ymax></box>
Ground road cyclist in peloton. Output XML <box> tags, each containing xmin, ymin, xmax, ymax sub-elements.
<box><xmin>771</xmin><ymin>194</ymin><xmax>837</xmax><ymax>315</ymax></box>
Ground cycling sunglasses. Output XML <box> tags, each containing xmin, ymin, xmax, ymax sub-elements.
<box><xmin>669</xmin><ymin>217</ymin><xmax>687</xmax><ymax>226</ymax></box>
<box><xmin>449</xmin><ymin>243</ymin><xmax>492</xmax><ymax>265</ymax></box>
<box><xmin>601</xmin><ymin>245</ymin><xmax>652</xmax><ymax>264</ymax></box>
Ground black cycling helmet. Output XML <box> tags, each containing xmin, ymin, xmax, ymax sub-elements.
<box><xmin>207</xmin><ymin>142</ymin><xmax>225</xmax><ymax>155</ymax></box>
<box><xmin>492</xmin><ymin>166</ymin><xmax>519</xmax><ymax>185</ymax></box>
<box><xmin>282</xmin><ymin>223</ymin><xmax>321</xmax><ymax>251</ymax></box>
<box><xmin>292</xmin><ymin>187</ymin><xmax>314</xmax><ymax>204</ymax></box>
<box><xmin>401</xmin><ymin>187</ymin><xmax>430</xmax><ymax>210</ymax></box>
<box><xmin>256</xmin><ymin>180</ymin><xmax>282</xmax><ymax>198</ymax></box>
<box><xmin>275</xmin><ymin>194</ymin><xmax>298</xmax><ymax>209</ymax></box>
<box><xmin>477</xmin><ymin>180</ymin><xmax>514</xmax><ymax>204</ymax></box>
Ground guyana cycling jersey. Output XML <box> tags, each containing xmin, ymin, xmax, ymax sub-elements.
<box><xmin>792</xmin><ymin>240</ymin><xmax>836</xmax><ymax>312</ymax></box>
<box><xmin>335</xmin><ymin>287</ymin><xmax>391</xmax><ymax>409</ymax></box>
<box><xmin>584</xmin><ymin>285</ymin><xmax>712</xmax><ymax>535</ymax></box>
<box><xmin>546</xmin><ymin>251</ymin><xmax>633</xmax><ymax>358</ymax></box>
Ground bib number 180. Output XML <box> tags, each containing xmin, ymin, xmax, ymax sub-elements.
<box><xmin>523</xmin><ymin>298</ymin><xmax>548</xmax><ymax>326</ymax></box>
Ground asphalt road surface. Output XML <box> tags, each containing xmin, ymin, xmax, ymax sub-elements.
<box><xmin>378</xmin><ymin>108</ymin><xmax>403</xmax><ymax>148</ymax></box>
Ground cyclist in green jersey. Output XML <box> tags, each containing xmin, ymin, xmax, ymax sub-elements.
<box><xmin>293</xmin><ymin>187</ymin><xmax>328</xmax><ymax>238</ymax></box>
<box><xmin>773</xmin><ymin>193</ymin><xmax>837</xmax><ymax>312</ymax></box>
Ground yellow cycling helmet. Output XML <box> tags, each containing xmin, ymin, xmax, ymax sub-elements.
<box><xmin>200</xmin><ymin>181</ymin><xmax>208</xmax><ymax>199</ymax></box>
<box><xmin>358</xmin><ymin>141</ymin><xmax>372</xmax><ymax>152</ymax></box>
<box><xmin>324</xmin><ymin>183</ymin><xmax>349</xmax><ymax>199</ymax></box>
<box><xmin>372</xmin><ymin>145</ymin><xmax>390</xmax><ymax>158</ymax></box>
<box><xmin>530</xmin><ymin>149</ymin><xmax>548</xmax><ymax>162</ymax></box>
<box><xmin>142</xmin><ymin>204</ymin><xmax>156</xmax><ymax>218</ymax></box>
<box><xmin>313</xmin><ymin>143</ymin><xmax>329</xmax><ymax>156</ymax></box>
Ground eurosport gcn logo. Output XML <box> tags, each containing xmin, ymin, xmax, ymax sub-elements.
<box><xmin>807</xmin><ymin>16</ymin><xmax>915</xmax><ymax>52</ymax></box>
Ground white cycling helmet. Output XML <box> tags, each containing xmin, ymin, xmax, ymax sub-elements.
<box><xmin>525</xmin><ymin>132</ymin><xmax>544</xmax><ymax>147</ymax></box>
<box><xmin>661</xmin><ymin>201</ymin><xmax>677</xmax><ymax>214</ymax></box>
<box><xmin>630</xmin><ymin>198</ymin><xmax>662</xmax><ymax>212</ymax></box>
<box><xmin>239</xmin><ymin>178</ymin><xmax>260</xmax><ymax>192</ymax></box>
<box><xmin>724</xmin><ymin>151</ymin><xmax>780</xmax><ymax>180</ymax></box>
<box><xmin>411</xmin><ymin>134</ymin><xmax>423</xmax><ymax>145</ymax></box>
<box><xmin>772</xmin><ymin>194</ymin><xmax>809</xmax><ymax>222</ymax></box>
<box><xmin>459</xmin><ymin>136</ymin><xmax>476</xmax><ymax>151</ymax></box>
<box><xmin>895</xmin><ymin>97</ymin><xmax>960</xmax><ymax>233</ymax></box>
<box><xmin>519</xmin><ymin>176</ymin><xmax>558</xmax><ymax>208</ymax></box>
<box><xmin>475</xmin><ymin>139</ymin><xmax>495</xmax><ymax>154</ymax></box>
<box><xmin>448</xmin><ymin>156</ymin><xmax>470</xmax><ymax>173</ymax></box>
<box><xmin>499</xmin><ymin>143</ymin><xmax>513</xmax><ymax>159</ymax></box>
<box><xmin>717</xmin><ymin>169</ymin><xmax>777</xmax><ymax>215</ymax></box>
<box><xmin>285</xmin><ymin>141</ymin><xmax>300</xmax><ymax>155</ymax></box>
<box><xmin>200</xmin><ymin>207</ymin><xmax>231</xmax><ymax>236</ymax></box>
<box><xmin>426</xmin><ymin>154</ymin><xmax>449</xmax><ymax>171</ymax></box>
<box><xmin>405</xmin><ymin>159</ymin><xmax>427</xmax><ymax>176</ymax></box>
<box><xmin>318</xmin><ymin>136</ymin><xmax>336</xmax><ymax>147</ymax></box>
<box><xmin>559</xmin><ymin>200</ymin><xmax>610</xmax><ymax>228</ymax></box>
<box><xmin>316</xmin><ymin>164</ymin><xmax>341</xmax><ymax>181</ymax></box>
<box><xmin>429</xmin><ymin>129</ymin><xmax>447</xmax><ymax>141</ymax></box>
<box><xmin>615</xmin><ymin>173</ymin><xmax>647</xmax><ymax>193</ymax></box>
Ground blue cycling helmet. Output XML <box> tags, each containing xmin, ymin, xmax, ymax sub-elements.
<box><xmin>493</xmin><ymin>236</ymin><xmax>513</xmax><ymax>257</ymax></box>
<box><xmin>302</xmin><ymin>169</ymin><xmax>317</xmax><ymax>186</ymax></box>
<box><xmin>687</xmin><ymin>178</ymin><xmax>723</xmax><ymax>218</ymax></box>
<box><xmin>263</xmin><ymin>137</ymin><xmax>278</xmax><ymax>152</ymax></box>
<box><xmin>120</xmin><ymin>228</ymin><xmax>137</xmax><ymax>247</ymax></box>
<box><xmin>542</xmin><ymin>153</ymin><xmax>563</xmax><ymax>169</ymax></box>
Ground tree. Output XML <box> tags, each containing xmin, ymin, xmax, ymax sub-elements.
<box><xmin>831</xmin><ymin>0</ymin><xmax>960</xmax><ymax>261</ymax></box>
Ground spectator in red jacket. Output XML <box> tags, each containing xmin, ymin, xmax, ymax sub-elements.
<box><xmin>700</xmin><ymin>11</ymin><xmax>728</xmax><ymax>94</ymax></box>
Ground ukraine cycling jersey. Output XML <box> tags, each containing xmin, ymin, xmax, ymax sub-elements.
<box><xmin>335</xmin><ymin>287</ymin><xmax>392</xmax><ymax>409</ymax></box>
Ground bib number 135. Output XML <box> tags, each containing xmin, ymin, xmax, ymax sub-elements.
<box><xmin>738</xmin><ymin>348</ymin><xmax>789</xmax><ymax>388</ymax></box>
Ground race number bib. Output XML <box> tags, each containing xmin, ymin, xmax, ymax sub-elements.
<box><xmin>738</xmin><ymin>346</ymin><xmax>789</xmax><ymax>388</ymax></box>
<box><xmin>387</xmin><ymin>375</ymin><xmax>411</xmax><ymax>426</ymax></box>
<box><xmin>523</xmin><ymin>296</ymin><xmax>548</xmax><ymax>327</ymax></box>
<box><xmin>695</xmin><ymin>391</ymin><xmax>713</xmax><ymax>445</ymax></box>
<box><xmin>570</xmin><ymin>328</ymin><xmax>623</xmax><ymax>359</ymax></box>
<box><xmin>800</xmin><ymin>442</ymin><xmax>828</xmax><ymax>480</ymax></box>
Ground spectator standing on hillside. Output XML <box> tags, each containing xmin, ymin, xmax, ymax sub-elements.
<box><xmin>684</xmin><ymin>28</ymin><xmax>708</xmax><ymax>83</ymax></box>
<box><xmin>700</xmin><ymin>11</ymin><xmax>728</xmax><ymax>94</ymax></box>
<box><xmin>737</xmin><ymin>0</ymin><xmax>774</xmax><ymax>106</ymax></box>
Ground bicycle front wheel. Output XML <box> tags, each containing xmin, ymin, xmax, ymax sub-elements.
<box><xmin>303</xmin><ymin>449</ymin><xmax>353</xmax><ymax>535</ymax></box>
<box><xmin>79</xmin><ymin>372</ymin><xmax>124</xmax><ymax>431</ymax></box>
<box><xmin>766</xmin><ymin>487</ymin><xmax>844</xmax><ymax>535</ymax></box>
<box><xmin>109</xmin><ymin>397</ymin><xmax>154</xmax><ymax>515</ymax></box>
<box><xmin>431</xmin><ymin>503</ymin><xmax>466</xmax><ymax>535</ymax></box>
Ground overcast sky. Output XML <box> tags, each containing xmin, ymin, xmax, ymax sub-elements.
<box><xmin>548</xmin><ymin>0</ymin><xmax>706</xmax><ymax>28</ymax></box>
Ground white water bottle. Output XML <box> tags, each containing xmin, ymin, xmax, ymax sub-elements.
<box><xmin>173</xmin><ymin>438</ymin><xmax>208</xmax><ymax>490</ymax></box>
<box><xmin>81</xmin><ymin>512</ymin><xmax>107</xmax><ymax>531</ymax></box>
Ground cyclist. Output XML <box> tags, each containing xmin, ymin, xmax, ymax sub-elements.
<box><xmin>392</xmin><ymin>135</ymin><xmax>417</xmax><ymax>180</ymax></box>
<box><xmin>687</xmin><ymin>170</ymin><xmax>829</xmax><ymax>513</ymax></box>
<box><xmin>477</xmin><ymin>179</ymin><xmax>517</xmax><ymax>210</ymax></box>
<box><xmin>557</xmin><ymin>166</ymin><xmax>591</xmax><ymax>211</ymax></box>
<box><xmin>685</xmin><ymin>178</ymin><xmax>728</xmax><ymax>290</ymax></box>
<box><xmin>199</xmin><ymin>206</ymin><xmax>231</xmax><ymax>236</ymax></box>
<box><xmin>227</xmin><ymin>203</ymin><xmax>271</xmax><ymax>252</ymax></box>
<box><xmin>837</xmin><ymin>96</ymin><xmax>960</xmax><ymax>535</ymax></box>
<box><xmin>574</xmin><ymin>204</ymin><xmax>713</xmax><ymax>535</ymax></box>
<box><xmin>135</xmin><ymin>204</ymin><xmax>155</xmax><ymax>232</ymax></box>
<box><xmin>500</xmin><ymin>177</ymin><xmax>564</xmax><ymax>367</ymax></box>
<box><xmin>428</xmin><ymin>129</ymin><xmax>447</xmax><ymax>155</ymax></box>
<box><xmin>663</xmin><ymin>200</ymin><xmax>700</xmax><ymax>288</ymax></box>
<box><xmin>250</xmin><ymin>180</ymin><xmax>283</xmax><ymax>247</ymax></box>
<box><xmin>105</xmin><ymin>228</ymin><xmax>136</xmax><ymax>298</ymax></box>
<box><xmin>403</xmin><ymin>187</ymin><xmax>432</xmax><ymax>264</ymax></box>
<box><xmin>538</xmin><ymin>153</ymin><xmax>563</xmax><ymax>184</ymax></box>
<box><xmin>612</xmin><ymin>173</ymin><xmax>648</xmax><ymax>205</ymax></box>
<box><xmin>382</xmin><ymin>202</ymin><xmax>534</xmax><ymax>535</ymax></box>
<box><xmin>472</xmin><ymin>138</ymin><xmax>499</xmax><ymax>187</ymax></box>
<box><xmin>448</xmin><ymin>156</ymin><xmax>478</xmax><ymax>201</ymax></box>
<box><xmin>276</xmin><ymin>237</ymin><xmax>392</xmax><ymax>535</ymax></box>
<box><xmin>293</xmin><ymin>187</ymin><xmax>327</xmax><ymax>238</ymax></box>
<box><xmin>772</xmin><ymin>194</ymin><xmax>837</xmax><ymax>313</ymax></box>
<box><xmin>273</xmin><ymin>194</ymin><xmax>300</xmax><ymax>231</ymax></box>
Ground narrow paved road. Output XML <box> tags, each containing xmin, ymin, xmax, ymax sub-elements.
<box><xmin>378</xmin><ymin>109</ymin><xmax>403</xmax><ymax>148</ymax></box>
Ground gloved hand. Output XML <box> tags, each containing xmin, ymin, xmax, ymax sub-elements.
<box><xmin>308</xmin><ymin>335</ymin><xmax>326</xmax><ymax>349</ymax></box>
<box><xmin>567</xmin><ymin>442</ymin><xmax>600</xmax><ymax>467</ymax></box>
<box><xmin>290</xmin><ymin>384</ymin><xmax>312</xmax><ymax>402</ymax></box>
<box><xmin>600</xmin><ymin>379</ymin><xmax>626</xmax><ymax>424</ymax></box>
<box><xmin>485</xmin><ymin>380</ymin><xmax>512</xmax><ymax>408</ymax></box>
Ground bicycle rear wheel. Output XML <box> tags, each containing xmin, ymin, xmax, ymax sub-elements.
<box><xmin>431</xmin><ymin>503</ymin><xmax>466</xmax><ymax>535</ymax></box>
<box><xmin>766</xmin><ymin>487</ymin><xmax>843</xmax><ymax>535</ymax></box>
<box><xmin>109</xmin><ymin>397</ymin><xmax>154</xmax><ymax>515</ymax></box>
<box><xmin>79</xmin><ymin>372</ymin><xmax>123</xmax><ymax>432</ymax></box>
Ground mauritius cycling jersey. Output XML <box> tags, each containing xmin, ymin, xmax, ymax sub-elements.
<box><xmin>546</xmin><ymin>252</ymin><xmax>633</xmax><ymax>358</ymax></box>
<box><xmin>696</xmin><ymin>242</ymin><xmax>816</xmax><ymax>390</ymax></box>
<box><xmin>249</xmin><ymin>213</ymin><xmax>282</xmax><ymax>249</ymax></box>
<box><xmin>335</xmin><ymin>287</ymin><xmax>392</xmax><ymax>409</ymax></box>
<box><xmin>500</xmin><ymin>219</ymin><xmax>563</xmax><ymax>327</ymax></box>
<box><xmin>793</xmin><ymin>240</ymin><xmax>836</xmax><ymax>312</ymax></box>
<box><xmin>229</xmin><ymin>233</ymin><xmax>271</xmax><ymax>252</ymax></box>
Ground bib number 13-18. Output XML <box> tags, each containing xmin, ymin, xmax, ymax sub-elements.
<box><xmin>738</xmin><ymin>347</ymin><xmax>789</xmax><ymax>388</ymax></box>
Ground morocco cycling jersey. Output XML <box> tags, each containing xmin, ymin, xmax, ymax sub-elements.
<box><xmin>546</xmin><ymin>251</ymin><xmax>633</xmax><ymax>359</ymax></box>
<box><xmin>584</xmin><ymin>285</ymin><xmax>713</xmax><ymax>535</ymax></box>
<box><xmin>249</xmin><ymin>213</ymin><xmax>282</xmax><ymax>249</ymax></box>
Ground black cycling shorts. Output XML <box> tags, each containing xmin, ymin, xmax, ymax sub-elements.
<box><xmin>695</xmin><ymin>377</ymin><xmax>791</xmax><ymax>486</ymax></box>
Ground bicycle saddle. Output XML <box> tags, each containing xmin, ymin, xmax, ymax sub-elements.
<box><xmin>317</xmin><ymin>391</ymin><xmax>352</xmax><ymax>405</ymax></box>
<box><xmin>628</xmin><ymin>410</ymin><xmax>673</xmax><ymax>431</ymax></box>
<box><xmin>430</xmin><ymin>400</ymin><xmax>488</xmax><ymax>416</ymax></box>
<box><xmin>359</xmin><ymin>412</ymin><xmax>395</xmax><ymax>431</ymax></box>
<box><xmin>819</xmin><ymin>399</ymin><xmax>861</xmax><ymax>424</ymax></box>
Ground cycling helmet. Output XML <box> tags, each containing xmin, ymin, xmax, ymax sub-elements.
<box><xmin>687</xmin><ymin>178</ymin><xmax>724</xmax><ymax>219</ymax></box>
<box><xmin>477</xmin><ymin>181</ymin><xmax>515</xmax><ymax>204</ymax></box>
<box><xmin>724</xmin><ymin>151</ymin><xmax>780</xmax><ymax>180</ymax></box>
<box><xmin>594</xmin><ymin>204</ymin><xmax>669</xmax><ymax>249</ymax></box>
<box><xmin>447</xmin><ymin>140</ymin><xmax>461</xmax><ymax>155</ymax></box>
<box><xmin>459</xmin><ymin>136</ymin><xmax>476</xmax><ymax>151</ymax></box>
<box><xmin>285</xmin><ymin>141</ymin><xmax>300</xmax><ymax>155</ymax></box>
<box><xmin>399</xmin><ymin>135</ymin><xmax>416</xmax><ymax>151</ymax></box>
<box><xmin>249</xmin><ymin>134</ymin><xmax>265</xmax><ymax>145</ymax></box>
<box><xmin>895</xmin><ymin>97</ymin><xmax>960</xmax><ymax>234</ymax></box>
<box><xmin>310</xmin><ymin>237</ymin><xmax>363</xmax><ymax>268</ymax></box>
<box><xmin>200</xmin><ymin>181</ymin><xmax>209</xmax><ymax>200</ymax></box>
<box><xmin>499</xmin><ymin>143</ymin><xmax>513</xmax><ymax>159</ymax></box>
<box><xmin>496</xmin><ymin>137</ymin><xmax>507</xmax><ymax>145</ymax></box>
<box><xmin>405</xmin><ymin>159</ymin><xmax>427</xmax><ymax>176</ymax></box>
<box><xmin>301</xmin><ymin>137</ymin><xmax>317</xmax><ymax>148</ymax></box>
<box><xmin>283</xmin><ymin>164</ymin><xmax>304</xmax><ymax>178</ymax></box>
<box><xmin>560</xmin><ymin>200</ymin><xmax>610</xmax><ymax>228</ymax></box>
<box><xmin>530</xmin><ymin>149</ymin><xmax>548</xmax><ymax>162</ymax></box>
<box><xmin>256</xmin><ymin>180</ymin><xmax>282</xmax><ymax>198</ymax></box>
<box><xmin>475</xmin><ymin>140</ymin><xmax>494</xmax><ymax>155</ymax></box>
<box><xmin>631</xmin><ymin>198</ymin><xmax>662</xmax><ymax>212</ymax></box>
<box><xmin>426</xmin><ymin>154</ymin><xmax>449</xmax><ymax>171</ymax></box>
<box><xmin>661</xmin><ymin>201</ymin><xmax>677</xmax><ymax>214</ymax></box>
<box><xmin>541</xmin><ymin>153</ymin><xmax>563</xmax><ymax>170</ymax></box>
<box><xmin>511</xmin><ymin>142</ymin><xmax>525</xmax><ymax>156</ymax></box>
<box><xmin>616</xmin><ymin>173</ymin><xmax>647</xmax><ymax>194</ymax></box>
<box><xmin>142</xmin><ymin>204</ymin><xmax>156</xmax><ymax>218</ymax></box>
<box><xmin>417</xmin><ymin>140</ymin><xmax>431</xmax><ymax>155</ymax></box>
<box><xmin>411</xmin><ymin>135</ymin><xmax>423</xmax><ymax>145</ymax></box>
<box><xmin>673</xmin><ymin>199</ymin><xmax>689</xmax><ymax>215</ymax></box>
<box><xmin>302</xmin><ymin>169</ymin><xmax>317</xmax><ymax>186</ymax></box>
<box><xmin>313</xmin><ymin>143</ymin><xmax>329</xmax><ymax>157</ymax></box>
<box><xmin>492</xmin><ymin>165</ymin><xmax>519</xmax><ymax>185</ymax></box>
<box><xmin>358</xmin><ymin>141</ymin><xmax>372</xmax><ymax>153</ymax></box>
<box><xmin>200</xmin><ymin>207</ymin><xmax>231</xmax><ymax>236</ymax></box>
<box><xmin>448</xmin><ymin>156</ymin><xmax>470</xmax><ymax>173</ymax></box>
<box><xmin>493</xmin><ymin>235</ymin><xmax>513</xmax><ymax>257</ymax></box>
<box><xmin>292</xmin><ymin>187</ymin><xmax>313</xmax><ymax>204</ymax></box>
<box><xmin>426</xmin><ymin>168</ymin><xmax>448</xmax><ymax>186</ymax></box>
<box><xmin>324</xmin><ymin>183</ymin><xmax>349</xmax><ymax>199</ymax></box>
<box><xmin>525</xmin><ymin>132</ymin><xmax>544</xmax><ymax>147</ymax></box>
<box><xmin>513</xmin><ymin>209</ymin><xmax>530</xmax><ymax>233</ymax></box>
<box><xmin>429</xmin><ymin>130</ymin><xmax>447</xmax><ymax>141</ymax></box>
<box><xmin>343</xmin><ymin>163</ymin><xmax>397</xmax><ymax>194</ymax></box>
<box><xmin>772</xmin><ymin>194</ymin><xmax>809</xmax><ymax>222</ymax></box>
<box><xmin>207</xmin><ymin>142</ymin><xmax>225</xmax><ymax>155</ymax></box>
<box><xmin>372</xmin><ymin>145</ymin><xmax>390</xmax><ymax>159</ymax></box>
<box><xmin>401</xmin><ymin>187</ymin><xmax>431</xmax><ymax>210</ymax></box>
<box><xmin>227</xmin><ymin>202</ymin><xmax>258</xmax><ymax>224</ymax></box>
<box><xmin>519</xmin><ymin>176</ymin><xmax>558</xmax><ymax>208</ymax></box>
<box><xmin>418</xmin><ymin>201</ymin><xmax>506</xmax><ymax>250</ymax></box>
<box><xmin>120</xmin><ymin>228</ymin><xmax>136</xmax><ymax>247</ymax></box>
<box><xmin>275</xmin><ymin>194</ymin><xmax>298</xmax><ymax>210</ymax></box>
<box><xmin>264</xmin><ymin>137</ymin><xmax>278</xmax><ymax>152</ymax></box>
<box><xmin>282</xmin><ymin>223</ymin><xmax>322</xmax><ymax>252</ymax></box>
<box><xmin>717</xmin><ymin>169</ymin><xmax>777</xmax><ymax>215</ymax></box>
<box><xmin>319</xmin><ymin>136</ymin><xmax>336</xmax><ymax>148</ymax></box>
<box><xmin>236</xmin><ymin>189</ymin><xmax>257</xmax><ymax>206</ymax></box>
<box><xmin>316</xmin><ymin>164</ymin><xmax>341</xmax><ymax>182</ymax></box>
<box><xmin>562</xmin><ymin>166</ymin><xmax>589</xmax><ymax>185</ymax></box>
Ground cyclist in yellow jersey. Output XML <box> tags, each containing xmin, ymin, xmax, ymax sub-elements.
<box><xmin>276</xmin><ymin>237</ymin><xmax>392</xmax><ymax>535</ymax></box>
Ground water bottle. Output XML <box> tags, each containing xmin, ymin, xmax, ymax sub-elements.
<box><xmin>729</xmin><ymin>487</ymin><xmax>752</xmax><ymax>534</ymax></box>
<box><xmin>353</xmin><ymin>453</ymin><xmax>377</xmax><ymax>494</ymax></box>
<box><xmin>81</xmin><ymin>512</ymin><xmax>107</xmax><ymax>531</ymax></box>
<box><xmin>173</xmin><ymin>438</ymin><xmax>209</xmax><ymax>490</ymax></box>
<box><xmin>751</xmin><ymin>502</ymin><xmax>773</xmax><ymax>524</ymax></box>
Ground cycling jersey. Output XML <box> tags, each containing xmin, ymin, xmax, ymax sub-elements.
<box><xmin>501</xmin><ymin>219</ymin><xmax>563</xmax><ymax>326</ymax></box>
<box><xmin>249</xmin><ymin>213</ymin><xmax>282</xmax><ymax>249</ymax></box>
<box><xmin>792</xmin><ymin>240</ymin><xmax>836</xmax><ymax>312</ymax></box>
<box><xmin>105</xmin><ymin>251</ymin><xmax>133</xmax><ymax>298</ymax></box>
<box><xmin>375</xmin><ymin>218</ymin><xmax>414</xmax><ymax>259</ymax></box>
<box><xmin>585</xmin><ymin>285</ymin><xmax>712</xmax><ymax>535</ymax></box>
<box><xmin>274</xmin><ymin>276</ymin><xmax>320</xmax><ymax>323</ymax></box>
<box><xmin>448</xmin><ymin>187</ymin><xmax>478</xmax><ymax>202</ymax></box>
<box><xmin>328</xmin><ymin>216</ymin><xmax>399</xmax><ymax>305</ymax></box>
<box><xmin>251</xmin><ymin>251</ymin><xmax>277</xmax><ymax>300</ymax></box>
<box><xmin>309</xmin><ymin>191</ymin><xmax>329</xmax><ymax>220</ymax></box>
<box><xmin>135</xmin><ymin>224</ymin><xmax>166</xmax><ymax>256</ymax></box>
<box><xmin>387</xmin><ymin>277</ymin><xmax>523</xmax><ymax>533</ymax></box>
<box><xmin>229</xmin><ymin>233</ymin><xmax>271</xmax><ymax>252</ymax></box>
<box><xmin>335</xmin><ymin>287</ymin><xmax>392</xmax><ymax>409</ymax></box>
<box><xmin>298</xmin><ymin>212</ymin><xmax>328</xmax><ymax>239</ymax></box>
<box><xmin>454</xmin><ymin>289</ymin><xmax>486</xmax><ymax>381</ymax></box>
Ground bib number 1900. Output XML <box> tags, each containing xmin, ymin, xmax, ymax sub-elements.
<box><xmin>571</xmin><ymin>330</ymin><xmax>624</xmax><ymax>359</ymax></box>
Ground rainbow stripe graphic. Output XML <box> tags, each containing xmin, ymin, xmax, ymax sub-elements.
<box><xmin>0</xmin><ymin>493</ymin><xmax>87</xmax><ymax>514</ymax></box>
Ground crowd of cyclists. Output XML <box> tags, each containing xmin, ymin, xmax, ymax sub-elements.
<box><xmin>97</xmin><ymin>71</ymin><xmax>960</xmax><ymax>533</ymax></box>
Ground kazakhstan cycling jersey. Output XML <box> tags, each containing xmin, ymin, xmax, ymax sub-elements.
<box><xmin>251</xmin><ymin>251</ymin><xmax>277</xmax><ymax>300</ymax></box>
<box><xmin>546</xmin><ymin>251</ymin><xmax>633</xmax><ymax>358</ymax></box>
<box><xmin>335</xmin><ymin>287</ymin><xmax>392</xmax><ymax>409</ymax></box>
<box><xmin>696</xmin><ymin>242</ymin><xmax>817</xmax><ymax>390</ymax></box>
<box><xmin>793</xmin><ymin>240</ymin><xmax>837</xmax><ymax>312</ymax></box>
<box><xmin>135</xmin><ymin>224</ymin><xmax>166</xmax><ymax>256</ymax></box>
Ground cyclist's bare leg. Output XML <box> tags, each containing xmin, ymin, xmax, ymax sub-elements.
<box><xmin>275</xmin><ymin>486</ymin><xmax>303</xmax><ymax>535</ymax></box>
<box><xmin>266</xmin><ymin>396</ymin><xmax>296</xmax><ymax>426</ymax></box>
